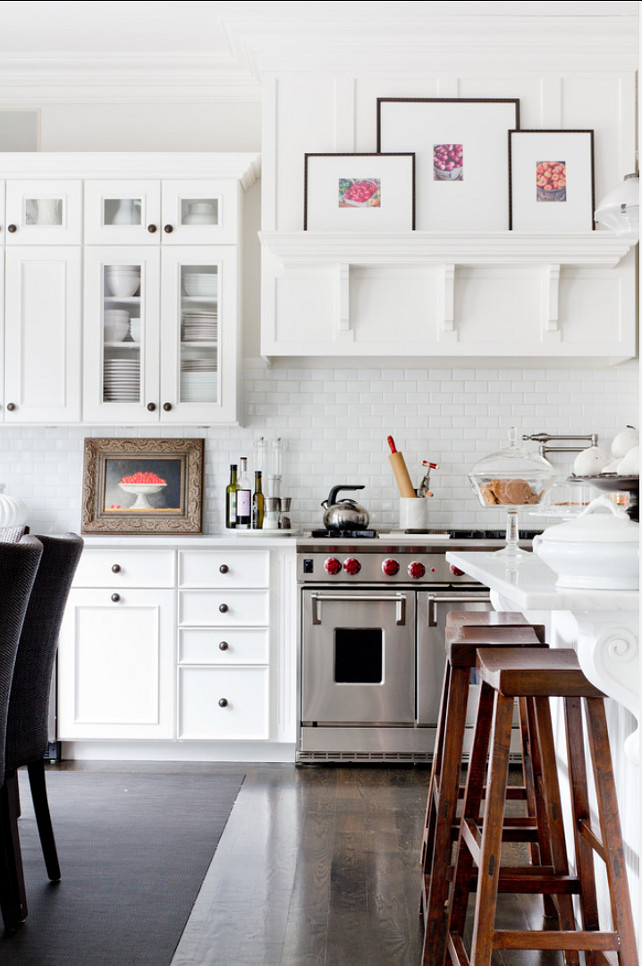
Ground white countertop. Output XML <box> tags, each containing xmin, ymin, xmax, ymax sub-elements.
<box><xmin>445</xmin><ymin>550</ymin><xmax>639</xmax><ymax>612</ymax></box>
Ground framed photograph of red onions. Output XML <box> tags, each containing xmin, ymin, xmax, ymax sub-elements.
<box><xmin>303</xmin><ymin>152</ymin><xmax>415</xmax><ymax>230</ymax></box>
<box><xmin>376</xmin><ymin>97</ymin><xmax>520</xmax><ymax>230</ymax></box>
<box><xmin>508</xmin><ymin>129</ymin><xmax>595</xmax><ymax>231</ymax></box>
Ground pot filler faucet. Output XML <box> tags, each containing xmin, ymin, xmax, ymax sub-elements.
<box><xmin>522</xmin><ymin>432</ymin><xmax>598</xmax><ymax>458</ymax></box>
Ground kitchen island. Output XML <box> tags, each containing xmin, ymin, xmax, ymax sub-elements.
<box><xmin>445</xmin><ymin>548</ymin><xmax>639</xmax><ymax>943</ymax></box>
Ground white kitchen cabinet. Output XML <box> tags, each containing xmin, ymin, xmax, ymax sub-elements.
<box><xmin>178</xmin><ymin>666</ymin><xmax>269</xmax><ymax>740</ymax></box>
<box><xmin>5</xmin><ymin>180</ymin><xmax>82</xmax><ymax>245</ymax></box>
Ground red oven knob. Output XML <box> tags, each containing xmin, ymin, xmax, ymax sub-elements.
<box><xmin>408</xmin><ymin>561</ymin><xmax>426</xmax><ymax>580</ymax></box>
<box><xmin>450</xmin><ymin>564</ymin><xmax>465</xmax><ymax>577</ymax></box>
<box><xmin>324</xmin><ymin>557</ymin><xmax>342</xmax><ymax>575</ymax></box>
<box><xmin>382</xmin><ymin>558</ymin><xmax>400</xmax><ymax>576</ymax></box>
<box><xmin>343</xmin><ymin>557</ymin><xmax>361</xmax><ymax>576</ymax></box>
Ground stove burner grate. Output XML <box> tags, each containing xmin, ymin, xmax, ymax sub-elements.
<box><xmin>310</xmin><ymin>528</ymin><xmax>378</xmax><ymax>539</ymax></box>
<box><xmin>448</xmin><ymin>528</ymin><xmax>543</xmax><ymax>540</ymax></box>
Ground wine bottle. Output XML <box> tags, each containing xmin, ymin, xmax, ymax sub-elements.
<box><xmin>225</xmin><ymin>464</ymin><xmax>239</xmax><ymax>529</ymax></box>
<box><xmin>235</xmin><ymin>457</ymin><xmax>251</xmax><ymax>529</ymax></box>
<box><xmin>252</xmin><ymin>470</ymin><xmax>264</xmax><ymax>529</ymax></box>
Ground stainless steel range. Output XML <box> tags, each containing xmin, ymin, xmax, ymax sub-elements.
<box><xmin>296</xmin><ymin>531</ymin><xmax>533</xmax><ymax>764</ymax></box>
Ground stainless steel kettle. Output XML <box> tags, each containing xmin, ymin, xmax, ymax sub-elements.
<box><xmin>321</xmin><ymin>485</ymin><xmax>369</xmax><ymax>531</ymax></box>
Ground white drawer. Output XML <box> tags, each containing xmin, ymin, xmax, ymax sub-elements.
<box><xmin>178</xmin><ymin>666</ymin><xmax>269</xmax><ymax>740</ymax></box>
<box><xmin>178</xmin><ymin>550</ymin><xmax>269</xmax><ymax>588</ymax></box>
<box><xmin>73</xmin><ymin>549</ymin><xmax>175</xmax><ymax>588</ymax></box>
<box><xmin>179</xmin><ymin>627</ymin><xmax>269</xmax><ymax>665</ymax></box>
<box><xmin>178</xmin><ymin>589</ymin><xmax>269</xmax><ymax>627</ymax></box>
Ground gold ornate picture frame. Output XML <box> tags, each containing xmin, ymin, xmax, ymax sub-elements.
<box><xmin>81</xmin><ymin>437</ymin><xmax>204</xmax><ymax>534</ymax></box>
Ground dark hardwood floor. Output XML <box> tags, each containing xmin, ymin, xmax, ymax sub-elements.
<box><xmin>55</xmin><ymin>761</ymin><xmax>565</xmax><ymax>966</ymax></box>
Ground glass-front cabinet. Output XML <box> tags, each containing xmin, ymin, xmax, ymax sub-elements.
<box><xmin>84</xmin><ymin>179</ymin><xmax>239</xmax><ymax>246</ymax></box>
<box><xmin>5</xmin><ymin>180</ymin><xmax>82</xmax><ymax>244</ymax></box>
<box><xmin>83</xmin><ymin>245</ymin><xmax>238</xmax><ymax>424</ymax></box>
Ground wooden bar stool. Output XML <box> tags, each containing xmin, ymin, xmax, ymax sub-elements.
<box><xmin>421</xmin><ymin>619</ymin><xmax>548</xmax><ymax>966</ymax></box>
<box><xmin>446</xmin><ymin>647</ymin><xmax>638</xmax><ymax>966</ymax></box>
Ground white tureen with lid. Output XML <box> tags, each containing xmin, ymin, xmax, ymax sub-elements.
<box><xmin>533</xmin><ymin>496</ymin><xmax>639</xmax><ymax>590</ymax></box>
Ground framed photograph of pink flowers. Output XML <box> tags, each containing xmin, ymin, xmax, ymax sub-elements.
<box><xmin>509</xmin><ymin>129</ymin><xmax>595</xmax><ymax>231</ymax></box>
<box><xmin>81</xmin><ymin>437</ymin><xmax>204</xmax><ymax>534</ymax></box>
<box><xmin>376</xmin><ymin>97</ymin><xmax>520</xmax><ymax>230</ymax></box>
<box><xmin>303</xmin><ymin>152</ymin><xmax>415</xmax><ymax>230</ymax></box>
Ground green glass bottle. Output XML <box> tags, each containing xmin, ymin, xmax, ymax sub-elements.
<box><xmin>252</xmin><ymin>470</ymin><xmax>264</xmax><ymax>529</ymax></box>
<box><xmin>225</xmin><ymin>464</ymin><xmax>239</xmax><ymax>529</ymax></box>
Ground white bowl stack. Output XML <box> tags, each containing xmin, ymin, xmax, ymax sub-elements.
<box><xmin>104</xmin><ymin>309</ymin><xmax>130</xmax><ymax>342</ymax></box>
<box><xmin>183</xmin><ymin>273</ymin><xmax>217</xmax><ymax>298</ymax></box>
<box><xmin>106</xmin><ymin>265</ymin><xmax>141</xmax><ymax>297</ymax></box>
<box><xmin>180</xmin><ymin>358</ymin><xmax>217</xmax><ymax>403</ymax></box>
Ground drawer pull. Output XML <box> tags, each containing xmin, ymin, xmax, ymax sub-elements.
<box><xmin>219</xmin><ymin>641</ymin><xmax>229</xmax><ymax>651</ymax></box>
<box><xmin>218</xmin><ymin>698</ymin><xmax>228</xmax><ymax>708</ymax></box>
<box><xmin>111</xmin><ymin>564</ymin><xmax>122</xmax><ymax>573</ymax></box>
<box><xmin>111</xmin><ymin>593</ymin><xmax>120</xmax><ymax>603</ymax></box>
<box><xmin>218</xmin><ymin>603</ymin><xmax>229</xmax><ymax>613</ymax></box>
<box><xmin>219</xmin><ymin>564</ymin><xmax>229</xmax><ymax>574</ymax></box>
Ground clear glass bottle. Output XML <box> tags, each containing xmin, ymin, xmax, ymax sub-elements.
<box><xmin>225</xmin><ymin>464</ymin><xmax>239</xmax><ymax>529</ymax></box>
<box><xmin>235</xmin><ymin>457</ymin><xmax>251</xmax><ymax>529</ymax></box>
<box><xmin>252</xmin><ymin>471</ymin><xmax>264</xmax><ymax>529</ymax></box>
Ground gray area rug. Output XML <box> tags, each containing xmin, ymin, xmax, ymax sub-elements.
<box><xmin>0</xmin><ymin>768</ymin><xmax>245</xmax><ymax>965</ymax></box>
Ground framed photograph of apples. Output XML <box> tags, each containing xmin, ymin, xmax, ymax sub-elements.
<box><xmin>376</xmin><ymin>97</ymin><xmax>520</xmax><ymax>230</ymax></box>
<box><xmin>508</xmin><ymin>129</ymin><xmax>595</xmax><ymax>231</ymax></box>
<box><xmin>303</xmin><ymin>152</ymin><xmax>415</xmax><ymax>230</ymax></box>
<box><xmin>81</xmin><ymin>436</ymin><xmax>204</xmax><ymax>534</ymax></box>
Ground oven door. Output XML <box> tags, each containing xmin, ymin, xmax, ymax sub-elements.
<box><xmin>301</xmin><ymin>588</ymin><xmax>416</xmax><ymax>724</ymax></box>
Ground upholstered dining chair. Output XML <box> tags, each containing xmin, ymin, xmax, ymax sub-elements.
<box><xmin>0</xmin><ymin>534</ymin><xmax>44</xmax><ymax>931</ymax></box>
<box><xmin>1</xmin><ymin>532</ymin><xmax>83</xmax><ymax>931</ymax></box>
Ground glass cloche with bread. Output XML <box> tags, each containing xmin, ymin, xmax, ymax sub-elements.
<box><xmin>469</xmin><ymin>427</ymin><xmax>555</xmax><ymax>558</ymax></box>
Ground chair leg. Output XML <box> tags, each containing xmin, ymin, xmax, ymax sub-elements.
<box><xmin>27</xmin><ymin>760</ymin><xmax>61</xmax><ymax>881</ymax></box>
<box><xmin>0</xmin><ymin>775</ymin><xmax>27</xmax><ymax>930</ymax></box>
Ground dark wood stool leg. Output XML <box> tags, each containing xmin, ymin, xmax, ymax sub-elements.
<box><xmin>0</xmin><ymin>775</ymin><xmax>27</xmax><ymax>930</ymax></box>
<box><xmin>583</xmin><ymin>697</ymin><xmax>638</xmax><ymax>966</ymax></box>
<box><xmin>422</xmin><ymin>665</ymin><xmax>470</xmax><ymax>966</ymax></box>
<box><xmin>422</xmin><ymin>661</ymin><xmax>452</xmax><ymax>878</ymax></box>
<box><xmin>27</xmin><ymin>760</ymin><xmax>61</xmax><ymax>881</ymax></box>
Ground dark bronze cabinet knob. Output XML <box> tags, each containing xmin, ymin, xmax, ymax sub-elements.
<box><xmin>218</xmin><ymin>698</ymin><xmax>228</xmax><ymax>708</ymax></box>
<box><xmin>6</xmin><ymin>403</ymin><xmax>16</xmax><ymax>412</ymax></box>
<box><xmin>147</xmin><ymin>224</ymin><xmax>157</xmax><ymax>233</ymax></box>
<box><xmin>218</xmin><ymin>603</ymin><xmax>228</xmax><ymax>613</ymax></box>
<box><xmin>111</xmin><ymin>564</ymin><xmax>121</xmax><ymax>573</ymax></box>
<box><xmin>163</xmin><ymin>224</ymin><xmax>173</xmax><ymax>233</ymax></box>
<box><xmin>146</xmin><ymin>402</ymin><xmax>157</xmax><ymax>411</ymax></box>
<box><xmin>111</xmin><ymin>593</ymin><xmax>120</xmax><ymax>603</ymax></box>
<box><xmin>162</xmin><ymin>402</ymin><xmax>172</xmax><ymax>411</ymax></box>
<box><xmin>219</xmin><ymin>564</ymin><xmax>229</xmax><ymax>574</ymax></box>
<box><xmin>218</xmin><ymin>641</ymin><xmax>229</xmax><ymax>651</ymax></box>
<box><xmin>7</xmin><ymin>225</ymin><xmax>17</xmax><ymax>233</ymax></box>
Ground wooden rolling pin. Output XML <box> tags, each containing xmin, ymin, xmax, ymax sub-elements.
<box><xmin>387</xmin><ymin>436</ymin><xmax>416</xmax><ymax>497</ymax></box>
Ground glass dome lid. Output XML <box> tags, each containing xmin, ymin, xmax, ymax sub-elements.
<box><xmin>469</xmin><ymin>427</ymin><xmax>556</xmax><ymax>510</ymax></box>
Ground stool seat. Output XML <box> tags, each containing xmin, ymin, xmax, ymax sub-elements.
<box><xmin>477</xmin><ymin>647</ymin><xmax>605</xmax><ymax>698</ymax></box>
<box><xmin>445</xmin><ymin>610</ymin><xmax>544</xmax><ymax>635</ymax></box>
<box><xmin>447</xmin><ymin>626</ymin><xmax>544</xmax><ymax>666</ymax></box>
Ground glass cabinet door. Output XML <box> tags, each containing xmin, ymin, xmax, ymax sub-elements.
<box><xmin>84</xmin><ymin>180</ymin><xmax>162</xmax><ymax>245</ymax></box>
<box><xmin>83</xmin><ymin>247</ymin><xmax>161</xmax><ymax>423</ymax></box>
<box><xmin>5</xmin><ymin>180</ymin><xmax>82</xmax><ymax>244</ymax></box>
<box><xmin>161</xmin><ymin>180</ymin><xmax>240</xmax><ymax>245</ymax></box>
<box><xmin>160</xmin><ymin>246</ymin><xmax>238</xmax><ymax>423</ymax></box>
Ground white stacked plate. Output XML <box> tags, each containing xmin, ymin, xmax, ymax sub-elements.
<box><xmin>180</xmin><ymin>358</ymin><xmax>217</xmax><ymax>402</ymax></box>
<box><xmin>182</xmin><ymin>310</ymin><xmax>218</xmax><ymax>342</ymax></box>
<box><xmin>183</xmin><ymin>273</ymin><xmax>218</xmax><ymax>297</ymax></box>
<box><xmin>103</xmin><ymin>359</ymin><xmax>140</xmax><ymax>401</ymax></box>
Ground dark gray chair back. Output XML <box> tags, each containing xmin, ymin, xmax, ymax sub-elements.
<box><xmin>6</xmin><ymin>533</ymin><xmax>83</xmax><ymax>771</ymax></box>
<box><xmin>0</xmin><ymin>535</ymin><xmax>43</xmax><ymax>780</ymax></box>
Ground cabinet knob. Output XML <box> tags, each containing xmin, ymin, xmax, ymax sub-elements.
<box><xmin>111</xmin><ymin>564</ymin><xmax>121</xmax><ymax>573</ymax></box>
<box><xmin>162</xmin><ymin>402</ymin><xmax>172</xmax><ymax>412</ymax></box>
<box><xmin>111</xmin><ymin>593</ymin><xmax>120</xmax><ymax>603</ymax></box>
<box><xmin>218</xmin><ymin>698</ymin><xmax>228</xmax><ymax>708</ymax></box>
<box><xmin>219</xmin><ymin>564</ymin><xmax>229</xmax><ymax>574</ymax></box>
<box><xmin>147</xmin><ymin>224</ymin><xmax>157</xmax><ymax>233</ymax></box>
<box><xmin>163</xmin><ymin>224</ymin><xmax>174</xmax><ymax>234</ymax></box>
<box><xmin>146</xmin><ymin>402</ymin><xmax>157</xmax><ymax>412</ymax></box>
<box><xmin>218</xmin><ymin>603</ymin><xmax>229</xmax><ymax>613</ymax></box>
<box><xmin>7</xmin><ymin>224</ymin><xmax>17</xmax><ymax>233</ymax></box>
<box><xmin>218</xmin><ymin>641</ymin><xmax>229</xmax><ymax>651</ymax></box>
<box><xmin>6</xmin><ymin>403</ymin><xmax>16</xmax><ymax>412</ymax></box>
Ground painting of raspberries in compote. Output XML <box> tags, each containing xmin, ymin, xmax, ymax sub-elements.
<box><xmin>433</xmin><ymin>144</ymin><xmax>463</xmax><ymax>180</ymax></box>
<box><xmin>338</xmin><ymin>178</ymin><xmax>381</xmax><ymax>208</ymax></box>
<box><xmin>119</xmin><ymin>471</ymin><xmax>167</xmax><ymax>485</ymax></box>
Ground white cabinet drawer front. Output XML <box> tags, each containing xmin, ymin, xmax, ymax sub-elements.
<box><xmin>179</xmin><ymin>627</ymin><xmax>269</xmax><ymax>665</ymax></box>
<box><xmin>178</xmin><ymin>667</ymin><xmax>269</xmax><ymax>740</ymax></box>
<box><xmin>179</xmin><ymin>590</ymin><xmax>269</xmax><ymax>626</ymax></box>
<box><xmin>178</xmin><ymin>550</ymin><xmax>269</xmax><ymax>588</ymax></box>
<box><xmin>73</xmin><ymin>549</ymin><xmax>175</xmax><ymax>588</ymax></box>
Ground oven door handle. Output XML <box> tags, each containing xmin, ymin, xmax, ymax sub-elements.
<box><xmin>310</xmin><ymin>593</ymin><xmax>407</xmax><ymax>626</ymax></box>
<box><xmin>425</xmin><ymin>593</ymin><xmax>491</xmax><ymax>627</ymax></box>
